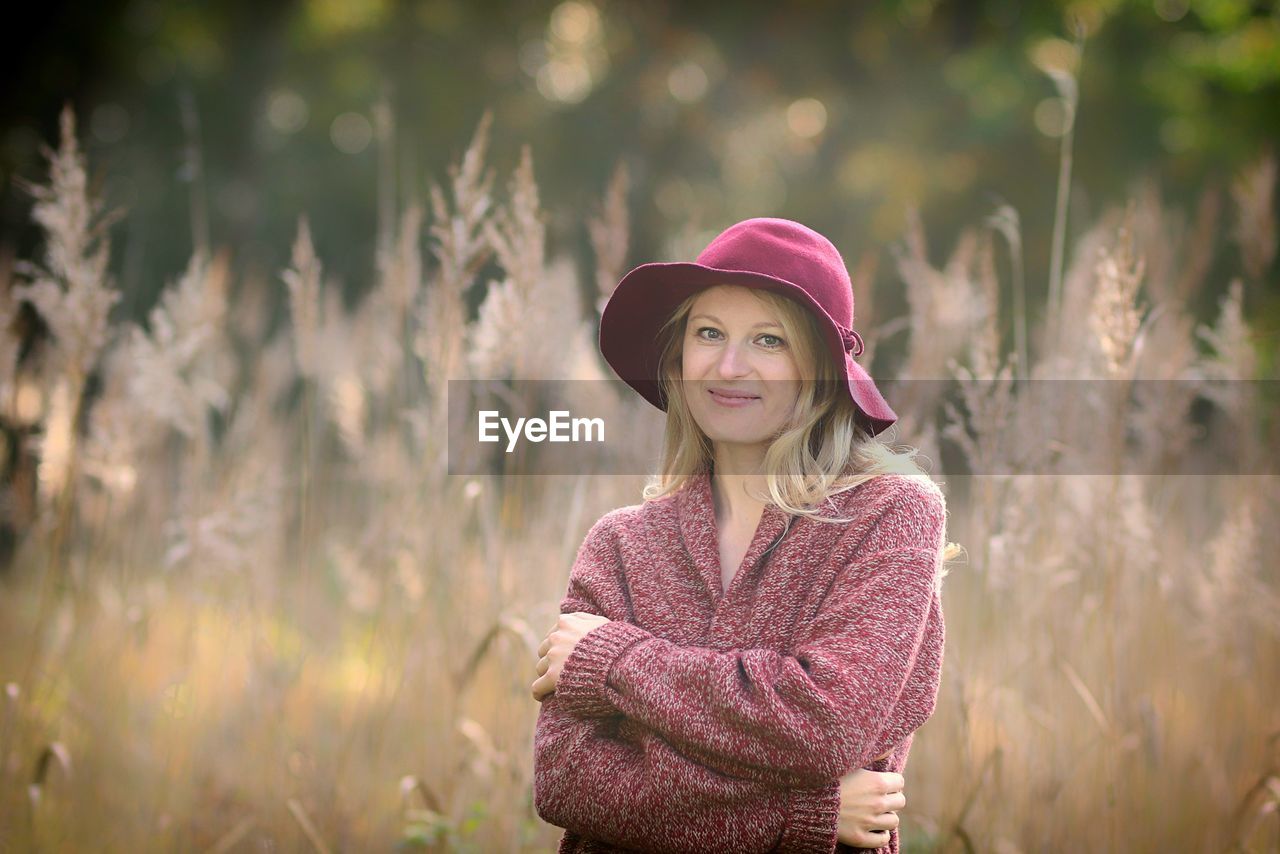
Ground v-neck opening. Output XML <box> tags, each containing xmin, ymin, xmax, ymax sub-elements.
<box><xmin>677</xmin><ymin>469</ymin><xmax>792</xmax><ymax>609</ymax></box>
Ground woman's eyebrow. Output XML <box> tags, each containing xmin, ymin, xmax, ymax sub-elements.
<box><xmin>689</xmin><ymin>314</ymin><xmax>783</xmax><ymax>330</ymax></box>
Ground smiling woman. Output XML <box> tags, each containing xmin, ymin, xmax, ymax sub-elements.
<box><xmin>532</xmin><ymin>217</ymin><xmax>960</xmax><ymax>854</ymax></box>
<box><xmin>681</xmin><ymin>288</ymin><xmax>807</xmax><ymax>464</ymax></box>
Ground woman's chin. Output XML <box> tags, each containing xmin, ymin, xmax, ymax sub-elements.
<box><xmin>698</xmin><ymin>427</ymin><xmax>777</xmax><ymax>447</ymax></box>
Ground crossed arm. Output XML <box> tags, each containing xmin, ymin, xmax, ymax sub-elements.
<box><xmin>533</xmin><ymin>487</ymin><xmax>944</xmax><ymax>850</ymax></box>
<box><xmin>533</xmin><ymin>511</ymin><xmax>843</xmax><ymax>852</ymax></box>
<box><xmin>534</xmin><ymin>687</ymin><xmax>841</xmax><ymax>853</ymax></box>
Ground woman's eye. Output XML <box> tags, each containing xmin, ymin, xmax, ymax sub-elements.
<box><xmin>695</xmin><ymin>328</ymin><xmax>784</xmax><ymax>348</ymax></box>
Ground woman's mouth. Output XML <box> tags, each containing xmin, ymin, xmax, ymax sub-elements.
<box><xmin>707</xmin><ymin>388</ymin><xmax>760</xmax><ymax>408</ymax></box>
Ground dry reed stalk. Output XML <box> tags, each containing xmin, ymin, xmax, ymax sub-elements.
<box><xmin>588</xmin><ymin>160</ymin><xmax>631</xmax><ymax>318</ymax></box>
<box><xmin>1227</xmin><ymin>749</ymin><xmax>1280</xmax><ymax>851</ymax></box>
<box><xmin>1230</xmin><ymin>150</ymin><xmax>1277</xmax><ymax>282</ymax></box>
<box><xmin>280</xmin><ymin>213</ymin><xmax>377</xmax><ymax>481</ymax></box>
<box><xmin>282</xmin><ymin>217</ymin><xmax>324</xmax><ymax>382</ymax></box>
<box><xmin>573</xmin><ymin>168</ymin><xmax>655</xmax><ymax>472</ymax></box>
<box><xmin>13</xmin><ymin>106</ymin><xmax>124</xmax><ymax>545</ymax></box>
<box><xmin>204</xmin><ymin>814</ymin><xmax>256</xmax><ymax>854</ymax></box>
<box><xmin>1196</xmin><ymin>278</ymin><xmax>1256</xmax><ymax>420</ymax></box>
<box><xmin>943</xmin><ymin>338</ymin><xmax>1015</xmax><ymax>477</ymax></box>
<box><xmin>1130</xmin><ymin>307</ymin><xmax>1199</xmax><ymax>473</ymax></box>
<box><xmin>1043</xmin><ymin>33</ymin><xmax>1083</xmax><ymax>357</ymax></box>
<box><xmin>942</xmin><ymin>232</ymin><xmax>1017</xmax><ymax>577</ymax></box>
<box><xmin>470</xmin><ymin>146</ymin><xmax>608</xmax><ymax>488</ymax></box>
<box><xmin>0</xmin><ymin>682</ymin><xmax>20</xmax><ymax>790</ymax></box>
<box><xmin>30</xmin><ymin>377</ymin><xmax>75</xmax><ymax>519</ymax></box>
<box><xmin>893</xmin><ymin>206</ymin><xmax>985</xmax><ymax>382</ymax></box>
<box><xmin>420</xmin><ymin>110</ymin><xmax>496</xmax><ymax>400</ymax></box>
<box><xmin>1088</xmin><ymin>201</ymin><xmax>1146</xmax><ymax>380</ymax></box>
<box><xmin>1126</xmin><ymin>178</ymin><xmax>1174</xmax><ymax>305</ymax></box>
<box><xmin>471</xmin><ymin>144</ymin><xmax>549</xmax><ymax>381</ymax></box>
<box><xmin>350</xmin><ymin>198</ymin><xmax>425</xmax><ymax>429</ymax></box>
<box><xmin>1191</xmin><ymin>488</ymin><xmax>1280</xmax><ymax>680</ymax></box>
<box><xmin>26</xmin><ymin>739</ymin><xmax>72</xmax><ymax>840</ymax></box>
<box><xmin>326</xmin><ymin>371</ymin><xmax>367</xmax><ymax>459</ymax></box>
<box><xmin>0</xmin><ymin>253</ymin><xmax>22</xmax><ymax>413</ymax></box>
<box><xmin>1038</xmin><ymin>211</ymin><xmax>1115</xmax><ymax>378</ymax></box>
<box><xmin>377</xmin><ymin>200</ymin><xmax>425</xmax><ymax>333</ymax></box>
<box><xmin>1059</xmin><ymin>659</ymin><xmax>1112</xmax><ymax>737</ymax></box>
<box><xmin>885</xmin><ymin>208</ymin><xmax>987</xmax><ymax>473</ymax></box>
<box><xmin>398</xmin><ymin>775</ymin><xmax>449</xmax><ymax>853</ymax></box>
<box><xmin>983</xmin><ymin>202</ymin><xmax>1027</xmax><ymax>379</ymax></box>
<box><xmin>411</xmin><ymin>112</ymin><xmax>496</xmax><ymax>477</ymax></box>
<box><xmin>286</xmin><ymin>797</ymin><xmax>331</xmax><ymax>854</ymax></box>
<box><xmin>456</xmin><ymin>716</ymin><xmax>506</xmax><ymax>780</ymax></box>
<box><xmin>456</xmin><ymin>614</ymin><xmax>541</xmax><ymax>697</ymax></box>
<box><xmin>79</xmin><ymin>337</ymin><xmax>154</xmax><ymax>499</ymax></box>
<box><xmin>399</xmin><ymin>773</ymin><xmax>445</xmax><ymax>815</ymax></box>
<box><xmin>848</xmin><ymin>249</ymin><xmax>899</xmax><ymax>371</ymax></box>
<box><xmin>13</xmin><ymin>106</ymin><xmax>123</xmax><ymax>392</ymax></box>
<box><xmin>1173</xmin><ymin>185</ymin><xmax>1220</xmax><ymax>303</ymax></box>
<box><xmin>325</xmin><ymin>538</ymin><xmax>381</xmax><ymax>614</ymax></box>
<box><xmin>125</xmin><ymin>250</ymin><xmax>233</xmax><ymax>446</ymax></box>
<box><xmin>161</xmin><ymin>437</ymin><xmax>285</xmax><ymax>578</ymax></box>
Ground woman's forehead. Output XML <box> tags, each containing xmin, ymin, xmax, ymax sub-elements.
<box><xmin>690</xmin><ymin>284</ymin><xmax>777</xmax><ymax>315</ymax></box>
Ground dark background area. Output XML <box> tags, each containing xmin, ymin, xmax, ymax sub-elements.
<box><xmin>2</xmin><ymin>0</ymin><xmax>1277</xmax><ymax>358</ymax></box>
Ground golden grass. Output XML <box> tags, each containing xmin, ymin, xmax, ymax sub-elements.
<box><xmin>0</xmin><ymin>100</ymin><xmax>1277</xmax><ymax>853</ymax></box>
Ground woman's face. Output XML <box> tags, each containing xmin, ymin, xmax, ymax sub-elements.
<box><xmin>681</xmin><ymin>285</ymin><xmax>804</xmax><ymax>451</ymax></box>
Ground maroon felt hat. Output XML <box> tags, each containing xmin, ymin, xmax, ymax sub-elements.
<box><xmin>599</xmin><ymin>216</ymin><xmax>898</xmax><ymax>437</ymax></box>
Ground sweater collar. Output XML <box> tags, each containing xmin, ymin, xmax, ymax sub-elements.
<box><xmin>675</xmin><ymin>469</ymin><xmax>793</xmax><ymax>605</ymax></box>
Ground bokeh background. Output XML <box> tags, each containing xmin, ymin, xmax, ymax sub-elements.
<box><xmin>0</xmin><ymin>0</ymin><xmax>1278</xmax><ymax>851</ymax></box>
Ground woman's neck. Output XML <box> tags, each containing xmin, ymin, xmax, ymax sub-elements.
<box><xmin>708</xmin><ymin>451</ymin><xmax>769</xmax><ymax>527</ymax></box>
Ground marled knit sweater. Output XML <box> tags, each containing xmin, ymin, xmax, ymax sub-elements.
<box><xmin>533</xmin><ymin>470</ymin><xmax>948</xmax><ymax>854</ymax></box>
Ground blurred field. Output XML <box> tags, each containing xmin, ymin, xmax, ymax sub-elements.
<box><xmin>0</xmin><ymin>93</ymin><xmax>1278</xmax><ymax>854</ymax></box>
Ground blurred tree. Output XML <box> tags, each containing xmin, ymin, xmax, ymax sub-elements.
<box><xmin>0</xmin><ymin>0</ymin><xmax>1274</xmax><ymax>354</ymax></box>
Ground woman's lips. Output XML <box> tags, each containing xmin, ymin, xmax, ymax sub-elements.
<box><xmin>707</xmin><ymin>389</ymin><xmax>760</xmax><ymax>408</ymax></box>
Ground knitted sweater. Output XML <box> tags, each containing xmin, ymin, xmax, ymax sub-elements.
<box><xmin>533</xmin><ymin>470</ymin><xmax>948</xmax><ymax>854</ymax></box>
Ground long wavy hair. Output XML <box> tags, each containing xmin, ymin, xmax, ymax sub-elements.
<box><xmin>640</xmin><ymin>285</ymin><xmax>964</xmax><ymax>575</ymax></box>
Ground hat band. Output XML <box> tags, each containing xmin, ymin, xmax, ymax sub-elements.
<box><xmin>838</xmin><ymin>325</ymin><xmax>866</xmax><ymax>356</ymax></box>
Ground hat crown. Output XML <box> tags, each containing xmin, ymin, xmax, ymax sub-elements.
<box><xmin>695</xmin><ymin>218</ymin><xmax>854</xmax><ymax>327</ymax></box>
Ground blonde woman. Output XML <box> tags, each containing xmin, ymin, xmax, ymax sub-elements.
<box><xmin>532</xmin><ymin>218</ymin><xmax>958</xmax><ymax>853</ymax></box>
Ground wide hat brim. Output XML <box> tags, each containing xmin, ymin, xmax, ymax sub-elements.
<box><xmin>599</xmin><ymin>261</ymin><xmax>898</xmax><ymax>437</ymax></box>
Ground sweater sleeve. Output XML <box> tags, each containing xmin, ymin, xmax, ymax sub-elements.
<box><xmin>555</xmin><ymin>483</ymin><xmax>946</xmax><ymax>789</ymax></box>
<box><xmin>534</xmin><ymin>691</ymin><xmax>841</xmax><ymax>853</ymax></box>
<box><xmin>534</xmin><ymin>513</ymin><xmax>842</xmax><ymax>853</ymax></box>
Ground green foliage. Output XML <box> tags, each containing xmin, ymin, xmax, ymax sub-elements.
<box><xmin>2</xmin><ymin>2</ymin><xmax>1273</xmax><ymax>331</ymax></box>
<box><xmin>396</xmin><ymin>799</ymin><xmax>492</xmax><ymax>854</ymax></box>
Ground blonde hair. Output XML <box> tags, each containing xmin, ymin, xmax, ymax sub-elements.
<box><xmin>640</xmin><ymin>285</ymin><xmax>964</xmax><ymax>574</ymax></box>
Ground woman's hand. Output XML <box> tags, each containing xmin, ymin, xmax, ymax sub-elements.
<box><xmin>836</xmin><ymin>764</ymin><xmax>905</xmax><ymax>849</ymax></box>
<box><xmin>531</xmin><ymin>612</ymin><xmax>612</xmax><ymax>702</ymax></box>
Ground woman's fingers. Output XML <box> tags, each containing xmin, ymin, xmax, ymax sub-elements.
<box><xmin>535</xmin><ymin>656</ymin><xmax>549</xmax><ymax>676</ymax></box>
<box><xmin>847</xmin><ymin>827</ymin><xmax>891</xmax><ymax>849</ymax></box>
<box><xmin>868</xmin><ymin>809</ymin><xmax>900</xmax><ymax>833</ymax></box>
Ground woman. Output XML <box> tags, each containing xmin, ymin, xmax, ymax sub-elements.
<box><xmin>531</xmin><ymin>217</ymin><xmax>957</xmax><ymax>853</ymax></box>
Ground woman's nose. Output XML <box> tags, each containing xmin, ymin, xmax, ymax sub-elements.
<box><xmin>716</xmin><ymin>340</ymin><xmax>751</xmax><ymax>377</ymax></box>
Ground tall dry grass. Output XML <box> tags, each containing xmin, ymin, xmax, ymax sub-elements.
<box><xmin>0</xmin><ymin>96</ymin><xmax>1276</xmax><ymax>854</ymax></box>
